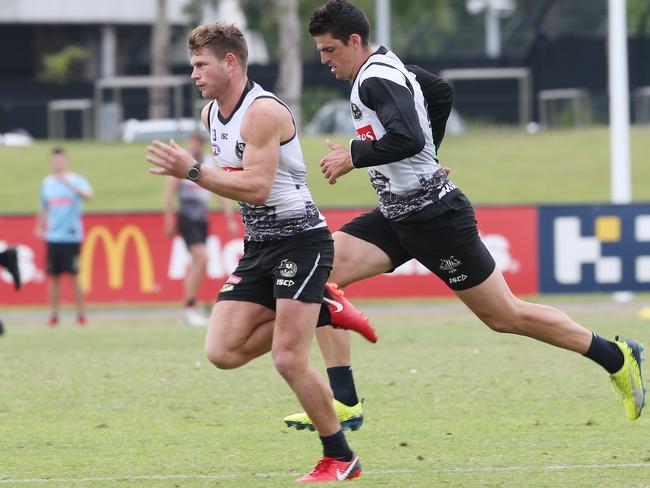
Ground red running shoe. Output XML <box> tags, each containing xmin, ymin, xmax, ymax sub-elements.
<box><xmin>77</xmin><ymin>314</ymin><xmax>87</xmax><ymax>327</ymax></box>
<box><xmin>296</xmin><ymin>455</ymin><xmax>362</xmax><ymax>483</ymax></box>
<box><xmin>324</xmin><ymin>283</ymin><xmax>377</xmax><ymax>343</ymax></box>
<box><xmin>47</xmin><ymin>315</ymin><xmax>58</xmax><ymax>327</ymax></box>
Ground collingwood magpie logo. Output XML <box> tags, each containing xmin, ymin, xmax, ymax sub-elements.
<box><xmin>279</xmin><ymin>259</ymin><xmax>298</xmax><ymax>278</ymax></box>
<box><xmin>235</xmin><ymin>141</ymin><xmax>246</xmax><ymax>160</ymax></box>
<box><xmin>351</xmin><ymin>103</ymin><xmax>362</xmax><ymax>120</ymax></box>
<box><xmin>440</xmin><ymin>256</ymin><xmax>461</xmax><ymax>274</ymax></box>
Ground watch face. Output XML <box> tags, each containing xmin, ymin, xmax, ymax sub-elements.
<box><xmin>187</xmin><ymin>166</ymin><xmax>200</xmax><ymax>180</ymax></box>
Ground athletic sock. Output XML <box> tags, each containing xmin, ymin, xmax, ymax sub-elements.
<box><xmin>583</xmin><ymin>332</ymin><xmax>625</xmax><ymax>374</ymax></box>
<box><xmin>185</xmin><ymin>298</ymin><xmax>196</xmax><ymax>308</ymax></box>
<box><xmin>317</xmin><ymin>289</ymin><xmax>333</xmax><ymax>326</ymax></box>
<box><xmin>320</xmin><ymin>430</ymin><xmax>353</xmax><ymax>461</ymax></box>
<box><xmin>327</xmin><ymin>366</ymin><xmax>359</xmax><ymax>406</ymax></box>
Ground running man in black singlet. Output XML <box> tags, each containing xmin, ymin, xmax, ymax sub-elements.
<box><xmin>302</xmin><ymin>0</ymin><xmax>645</xmax><ymax>428</ymax></box>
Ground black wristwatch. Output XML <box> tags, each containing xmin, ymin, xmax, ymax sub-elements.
<box><xmin>186</xmin><ymin>161</ymin><xmax>202</xmax><ymax>181</ymax></box>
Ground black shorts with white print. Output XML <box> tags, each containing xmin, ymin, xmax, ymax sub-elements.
<box><xmin>217</xmin><ymin>228</ymin><xmax>334</xmax><ymax>308</ymax></box>
<box><xmin>339</xmin><ymin>191</ymin><xmax>495</xmax><ymax>291</ymax></box>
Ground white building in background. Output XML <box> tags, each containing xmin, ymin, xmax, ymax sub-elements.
<box><xmin>0</xmin><ymin>0</ymin><xmax>189</xmax><ymax>24</ymax></box>
<box><xmin>0</xmin><ymin>0</ymin><xmax>268</xmax><ymax>78</ymax></box>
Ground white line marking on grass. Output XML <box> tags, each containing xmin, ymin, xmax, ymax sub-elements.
<box><xmin>0</xmin><ymin>474</ymin><xmax>238</xmax><ymax>484</ymax></box>
<box><xmin>433</xmin><ymin>463</ymin><xmax>650</xmax><ymax>473</ymax></box>
<box><xmin>1</xmin><ymin>464</ymin><xmax>649</xmax><ymax>484</ymax></box>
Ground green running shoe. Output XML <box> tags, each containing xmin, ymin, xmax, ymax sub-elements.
<box><xmin>284</xmin><ymin>399</ymin><xmax>364</xmax><ymax>431</ymax></box>
<box><xmin>610</xmin><ymin>337</ymin><xmax>646</xmax><ymax>421</ymax></box>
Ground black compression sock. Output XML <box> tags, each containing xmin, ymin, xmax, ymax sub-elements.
<box><xmin>327</xmin><ymin>366</ymin><xmax>359</xmax><ymax>406</ymax></box>
<box><xmin>185</xmin><ymin>298</ymin><xmax>196</xmax><ymax>308</ymax></box>
<box><xmin>320</xmin><ymin>430</ymin><xmax>353</xmax><ymax>461</ymax></box>
<box><xmin>316</xmin><ymin>289</ymin><xmax>333</xmax><ymax>327</ymax></box>
<box><xmin>583</xmin><ymin>332</ymin><xmax>625</xmax><ymax>374</ymax></box>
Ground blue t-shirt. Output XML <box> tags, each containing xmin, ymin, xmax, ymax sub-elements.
<box><xmin>40</xmin><ymin>173</ymin><xmax>92</xmax><ymax>243</ymax></box>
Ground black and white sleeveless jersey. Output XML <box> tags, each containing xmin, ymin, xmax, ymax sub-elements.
<box><xmin>207</xmin><ymin>80</ymin><xmax>326</xmax><ymax>241</ymax></box>
<box><xmin>350</xmin><ymin>47</ymin><xmax>457</xmax><ymax>220</ymax></box>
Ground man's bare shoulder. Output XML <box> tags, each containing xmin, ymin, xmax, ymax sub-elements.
<box><xmin>246</xmin><ymin>97</ymin><xmax>290</xmax><ymax>122</ymax></box>
<box><xmin>243</xmin><ymin>97</ymin><xmax>292</xmax><ymax>138</ymax></box>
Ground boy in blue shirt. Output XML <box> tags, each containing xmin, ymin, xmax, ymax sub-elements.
<box><xmin>35</xmin><ymin>147</ymin><xmax>93</xmax><ymax>326</ymax></box>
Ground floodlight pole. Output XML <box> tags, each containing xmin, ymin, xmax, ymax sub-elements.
<box><xmin>376</xmin><ymin>0</ymin><xmax>391</xmax><ymax>48</ymax></box>
<box><xmin>608</xmin><ymin>0</ymin><xmax>632</xmax><ymax>204</ymax></box>
<box><xmin>100</xmin><ymin>25</ymin><xmax>116</xmax><ymax>78</ymax></box>
<box><xmin>486</xmin><ymin>4</ymin><xmax>501</xmax><ymax>58</ymax></box>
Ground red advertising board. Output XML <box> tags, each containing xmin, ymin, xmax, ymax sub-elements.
<box><xmin>0</xmin><ymin>206</ymin><xmax>538</xmax><ymax>305</ymax></box>
<box><xmin>326</xmin><ymin>206</ymin><xmax>539</xmax><ymax>298</ymax></box>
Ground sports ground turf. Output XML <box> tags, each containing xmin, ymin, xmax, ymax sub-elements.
<box><xmin>2</xmin><ymin>127</ymin><xmax>650</xmax><ymax>486</ymax></box>
<box><xmin>1</xmin><ymin>299</ymin><xmax>650</xmax><ymax>487</ymax></box>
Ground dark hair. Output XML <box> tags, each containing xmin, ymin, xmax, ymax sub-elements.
<box><xmin>51</xmin><ymin>147</ymin><xmax>65</xmax><ymax>155</ymax></box>
<box><xmin>309</xmin><ymin>0</ymin><xmax>370</xmax><ymax>46</ymax></box>
<box><xmin>188</xmin><ymin>21</ymin><xmax>248</xmax><ymax>66</ymax></box>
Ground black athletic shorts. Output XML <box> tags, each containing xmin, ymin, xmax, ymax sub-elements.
<box><xmin>217</xmin><ymin>227</ymin><xmax>334</xmax><ymax>309</ymax></box>
<box><xmin>46</xmin><ymin>242</ymin><xmax>81</xmax><ymax>276</ymax></box>
<box><xmin>338</xmin><ymin>191</ymin><xmax>496</xmax><ymax>291</ymax></box>
<box><xmin>178</xmin><ymin>215</ymin><xmax>208</xmax><ymax>247</ymax></box>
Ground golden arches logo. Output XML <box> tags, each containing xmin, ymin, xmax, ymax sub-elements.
<box><xmin>80</xmin><ymin>225</ymin><xmax>155</xmax><ymax>293</ymax></box>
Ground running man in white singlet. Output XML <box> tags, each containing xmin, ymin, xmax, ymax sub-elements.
<box><xmin>146</xmin><ymin>21</ymin><xmax>365</xmax><ymax>482</ymax></box>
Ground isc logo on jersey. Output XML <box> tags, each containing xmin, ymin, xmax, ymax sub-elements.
<box><xmin>356</xmin><ymin>125</ymin><xmax>377</xmax><ymax>141</ymax></box>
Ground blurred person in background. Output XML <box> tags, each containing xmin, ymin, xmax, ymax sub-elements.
<box><xmin>308</xmin><ymin>0</ymin><xmax>645</xmax><ymax>424</ymax></box>
<box><xmin>163</xmin><ymin>132</ymin><xmax>239</xmax><ymax>327</ymax></box>
<box><xmin>35</xmin><ymin>147</ymin><xmax>93</xmax><ymax>327</ymax></box>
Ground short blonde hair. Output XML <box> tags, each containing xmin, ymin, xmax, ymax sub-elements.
<box><xmin>188</xmin><ymin>22</ymin><xmax>248</xmax><ymax>66</ymax></box>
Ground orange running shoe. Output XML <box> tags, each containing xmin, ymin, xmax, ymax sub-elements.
<box><xmin>324</xmin><ymin>283</ymin><xmax>377</xmax><ymax>343</ymax></box>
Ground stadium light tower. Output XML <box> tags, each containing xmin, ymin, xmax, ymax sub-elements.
<box><xmin>608</xmin><ymin>0</ymin><xmax>632</xmax><ymax>203</ymax></box>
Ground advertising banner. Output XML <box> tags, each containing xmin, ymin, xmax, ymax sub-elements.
<box><xmin>539</xmin><ymin>204</ymin><xmax>650</xmax><ymax>293</ymax></box>
<box><xmin>0</xmin><ymin>206</ymin><xmax>539</xmax><ymax>304</ymax></box>
<box><xmin>0</xmin><ymin>212</ymin><xmax>244</xmax><ymax>305</ymax></box>
<box><xmin>326</xmin><ymin>206</ymin><xmax>539</xmax><ymax>298</ymax></box>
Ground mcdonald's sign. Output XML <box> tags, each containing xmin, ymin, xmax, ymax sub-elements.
<box><xmin>1</xmin><ymin>207</ymin><xmax>539</xmax><ymax>305</ymax></box>
<box><xmin>79</xmin><ymin>224</ymin><xmax>155</xmax><ymax>293</ymax></box>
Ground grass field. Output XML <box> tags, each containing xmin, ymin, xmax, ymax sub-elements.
<box><xmin>1</xmin><ymin>300</ymin><xmax>650</xmax><ymax>487</ymax></box>
<box><xmin>2</xmin><ymin>128</ymin><xmax>650</xmax><ymax>487</ymax></box>
<box><xmin>1</xmin><ymin>126</ymin><xmax>650</xmax><ymax>214</ymax></box>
